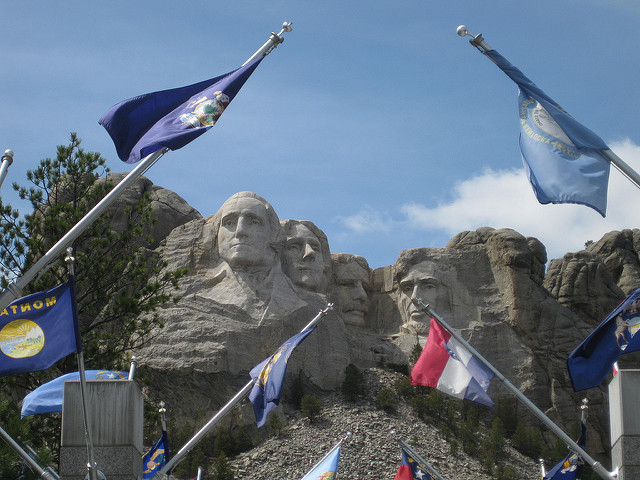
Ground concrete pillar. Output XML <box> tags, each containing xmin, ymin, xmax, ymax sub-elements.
<box><xmin>609</xmin><ymin>369</ymin><xmax>640</xmax><ymax>480</ymax></box>
<box><xmin>59</xmin><ymin>380</ymin><xmax>144</xmax><ymax>480</ymax></box>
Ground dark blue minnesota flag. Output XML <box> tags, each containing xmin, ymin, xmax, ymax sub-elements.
<box><xmin>99</xmin><ymin>57</ymin><xmax>263</xmax><ymax>163</ymax></box>
<box><xmin>0</xmin><ymin>281</ymin><xmax>81</xmax><ymax>377</ymax></box>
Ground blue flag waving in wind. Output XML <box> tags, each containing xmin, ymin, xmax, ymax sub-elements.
<box><xmin>567</xmin><ymin>288</ymin><xmax>640</xmax><ymax>391</ymax></box>
<box><xmin>99</xmin><ymin>57</ymin><xmax>263</xmax><ymax>163</ymax></box>
<box><xmin>484</xmin><ymin>49</ymin><xmax>610</xmax><ymax>217</ymax></box>
<box><xmin>142</xmin><ymin>429</ymin><xmax>170</xmax><ymax>480</ymax></box>
<box><xmin>249</xmin><ymin>328</ymin><xmax>315</xmax><ymax>427</ymax></box>
<box><xmin>0</xmin><ymin>281</ymin><xmax>81</xmax><ymax>378</ymax></box>
<box><xmin>300</xmin><ymin>444</ymin><xmax>341</xmax><ymax>480</ymax></box>
<box><xmin>543</xmin><ymin>420</ymin><xmax>586</xmax><ymax>479</ymax></box>
<box><xmin>21</xmin><ymin>370</ymin><xmax>128</xmax><ymax>417</ymax></box>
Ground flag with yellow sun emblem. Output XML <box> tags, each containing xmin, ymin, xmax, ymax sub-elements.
<box><xmin>249</xmin><ymin>327</ymin><xmax>316</xmax><ymax>427</ymax></box>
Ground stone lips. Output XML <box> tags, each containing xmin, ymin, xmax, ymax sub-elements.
<box><xmin>109</xmin><ymin>176</ymin><xmax>640</xmax><ymax>465</ymax></box>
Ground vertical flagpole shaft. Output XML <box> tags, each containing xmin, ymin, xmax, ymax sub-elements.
<box><xmin>196</xmin><ymin>466</ymin><xmax>202</xmax><ymax>480</ymax></box>
<box><xmin>66</xmin><ymin>249</ymin><xmax>98</xmax><ymax>480</ymax></box>
<box><xmin>397</xmin><ymin>438</ymin><xmax>448</xmax><ymax>480</ymax></box>
<box><xmin>0</xmin><ymin>149</ymin><xmax>14</xmax><ymax>192</ymax></box>
<box><xmin>242</xmin><ymin>21</ymin><xmax>292</xmax><ymax>66</ymax></box>
<box><xmin>156</xmin><ymin>304</ymin><xmax>333</xmax><ymax>478</ymax></box>
<box><xmin>0</xmin><ymin>424</ymin><xmax>59</xmax><ymax>480</ymax></box>
<box><xmin>417</xmin><ymin>299</ymin><xmax>614</xmax><ymax>480</ymax></box>
<box><xmin>0</xmin><ymin>147</ymin><xmax>168</xmax><ymax>312</ymax></box>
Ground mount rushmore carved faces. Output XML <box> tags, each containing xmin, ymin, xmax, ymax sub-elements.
<box><xmin>215</xmin><ymin>191</ymin><xmax>284</xmax><ymax>270</ymax></box>
<box><xmin>330</xmin><ymin>253</ymin><xmax>371</xmax><ymax>328</ymax></box>
<box><xmin>395</xmin><ymin>256</ymin><xmax>438</xmax><ymax>335</ymax></box>
<box><xmin>280</xmin><ymin>220</ymin><xmax>331</xmax><ymax>293</ymax></box>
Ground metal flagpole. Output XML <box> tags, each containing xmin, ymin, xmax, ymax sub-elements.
<box><xmin>66</xmin><ymin>248</ymin><xmax>100</xmax><ymax>480</ymax></box>
<box><xmin>456</xmin><ymin>25</ymin><xmax>640</xmax><ymax>192</ymax></box>
<box><xmin>155</xmin><ymin>303</ymin><xmax>334</xmax><ymax>478</ymax></box>
<box><xmin>0</xmin><ymin>149</ymin><xmax>14</xmax><ymax>192</ymax></box>
<box><xmin>539</xmin><ymin>458</ymin><xmax>546</xmax><ymax>478</ymax></box>
<box><xmin>396</xmin><ymin>437</ymin><xmax>448</xmax><ymax>480</ymax></box>
<box><xmin>242</xmin><ymin>21</ymin><xmax>293</xmax><ymax>66</ymax></box>
<box><xmin>0</xmin><ymin>424</ymin><xmax>59</xmax><ymax>480</ymax></box>
<box><xmin>0</xmin><ymin>146</ymin><xmax>168</xmax><ymax>312</ymax></box>
<box><xmin>415</xmin><ymin>298</ymin><xmax>615</xmax><ymax>480</ymax></box>
<box><xmin>300</xmin><ymin>432</ymin><xmax>351</xmax><ymax>479</ymax></box>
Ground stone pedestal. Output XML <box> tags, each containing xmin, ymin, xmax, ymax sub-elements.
<box><xmin>609</xmin><ymin>369</ymin><xmax>640</xmax><ymax>480</ymax></box>
<box><xmin>59</xmin><ymin>380</ymin><xmax>144</xmax><ymax>480</ymax></box>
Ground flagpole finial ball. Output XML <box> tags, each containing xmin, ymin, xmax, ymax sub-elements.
<box><xmin>282</xmin><ymin>21</ymin><xmax>293</xmax><ymax>32</ymax></box>
<box><xmin>456</xmin><ymin>25</ymin><xmax>469</xmax><ymax>37</ymax></box>
<box><xmin>2</xmin><ymin>149</ymin><xmax>13</xmax><ymax>164</ymax></box>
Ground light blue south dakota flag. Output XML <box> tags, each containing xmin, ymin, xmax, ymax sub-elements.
<box><xmin>0</xmin><ymin>281</ymin><xmax>80</xmax><ymax>378</ymax></box>
<box><xmin>484</xmin><ymin>48</ymin><xmax>610</xmax><ymax>217</ymax></box>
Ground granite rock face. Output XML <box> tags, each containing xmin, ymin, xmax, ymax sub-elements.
<box><xmin>104</xmin><ymin>177</ymin><xmax>639</xmax><ymax>465</ymax></box>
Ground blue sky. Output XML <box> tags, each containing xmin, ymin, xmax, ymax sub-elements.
<box><xmin>2</xmin><ymin>1</ymin><xmax>639</xmax><ymax>269</ymax></box>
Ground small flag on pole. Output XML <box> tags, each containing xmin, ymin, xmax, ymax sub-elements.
<box><xmin>0</xmin><ymin>281</ymin><xmax>81</xmax><ymax>378</ymax></box>
<box><xmin>542</xmin><ymin>419</ymin><xmax>586</xmax><ymax>479</ymax></box>
<box><xmin>394</xmin><ymin>448</ymin><xmax>434</xmax><ymax>480</ymax></box>
<box><xmin>410</xmin><ymin>317</ymin><xmax>494</xmax><ymax>407</ymax></box>
<box><xmin>142</xmin><ymin>429</ymin><xmax>170</xmax><ymax>480</ymax></box>
<box><xmin>249</xmin><ymin>328</ymin><xmax>316</xmax><ymax>427</ymax></box>
<box><xmin>21</xmin><ymin>370</ymin><xmax>127</xmax><ymax>417</ymax></box>
<box><xmin>99</xmin><ymin>57</ymin><xmax>263</xmax><ymax>163</ymax></box>
<box><xmin>300</xmin><ymin>443</ymin><xmax>341</xmax><ymax>480</ymax></box>
<box><xmin>484</xmin><ymin>48</ymin><xmax>610</xmax><ymax>217</ymax></box>
<box><xmin>567</xmin><ymin>288</ymin><xmax>640</xmax><ymax>391</ymax></box>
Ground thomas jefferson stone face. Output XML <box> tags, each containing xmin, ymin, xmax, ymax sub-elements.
<box><xmin>217</xmin><ymin>196</ymin><xmax>272</xmax><ymax>268</ymax></box>
<box><xmin>398</xmin><ymin>260</ymin><xmax>438</xmax><ymax>330</ymax></box>
<box><xmin>282</xmin><ymin>223</ymin><xmax>325</xmax><ymax>291</ymax></box>
<box><xmin>333</xmin><ymin>259</ymin><xmax>370</xmax><ymax>327</ymax></box>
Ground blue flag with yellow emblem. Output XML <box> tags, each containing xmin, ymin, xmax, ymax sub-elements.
<box><xmin>21</xmin><ymin>370</ymin><xmax>128</xmax><ymax>417</ymax></box>
<box><xmin>484</xmin><ymin>48</ymin><xmax>610</xmax><ymax>217</ymax></box>
<box><xmin>0</xmin><ymin>281</ymin><xmax>81</xmax><ymax>378</ymax></box>
<box><xmin>249</xmin><ymin>328</ymin><xmax>316</xmax><ymax>427</ymax></box>
<box><xmin>567</xmin><ymin>288</ymin><xmax>640</xmax><ymax>391</ymax></box>
<box><xmin>142</xmin><ymin>429</ymin><xmax>169</xmax><ymax>479</ymax></box>
<box><xmin>300</xmin><ymin>444</ymin><xmax>341</xmax><ymax>480</ymax></box>
<box><xmin>99</xmin><ymin>57</ymin><xmax>263</xmax><ymax>163</ymax></box>
<box><xmin>543</xmin><ymin>420</ymin><xmax>586</xmax><ymax>479</ymax></box>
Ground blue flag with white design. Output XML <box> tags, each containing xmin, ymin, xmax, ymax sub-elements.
<box><xmin>21</xmin><ymin>370</ymin><xmax>128</xmax><ymax>417</ymax></box>
<box><xmin>99</xmin><ymin>57</ymin><xmax>263</xmax><ymax>163</ymax></box>
<box><xmin>142</xmin><ymin>429</ymin><xmax>169</xmax><ymax>480</ymax></box>
<box><xmin>300</xmin><ymin>444</ymin><xmax>341</xmax><ymax>480</ymax></box>
<box><xmin>543</xmin><ymin>420</ymin><xmax>586</xmax><ymax>479</ymax></box>
<box><xmin>567</xmin><ymin>288</ymin><xmax>640</xmax><ymax>391</ymax></box>
<box><xmin>0</xmin><ymin>281</ymin><xmax>81</xmax><ymax>378</ymax></box>
<box><xmin>484</xmin><ymin>49</ymin><xmax>610</xmax><ymax>217</ymax></box>
<box><xmin>249</xmin><ymin>328</ymin><xmax>315</xmax><ymax>427</ymax></box>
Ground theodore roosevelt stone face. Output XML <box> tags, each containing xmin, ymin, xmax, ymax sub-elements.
<box><xmin>331</xmin><ymin>253</ymin><xmax>371</xmax><ymax>328</ymax></box>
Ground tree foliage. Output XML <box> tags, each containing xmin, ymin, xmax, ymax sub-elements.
<box><xmin>0</xmin><ymin>134</ymin><xmax>186</xmax><ymax>473</ymax></box>
<box><xmin>0</xmin><ymin>133</ymin><xmax>186</xmax><ymax>371</ymax></box>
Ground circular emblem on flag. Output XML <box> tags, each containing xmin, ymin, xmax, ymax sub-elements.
<box><xmin>179</xmin><ymin>91</ymin><xmax>231</xmax><ymax>128</ymax></box>
<box><xmin>318</xmin><ymin>473</ymin><xmax>335</xmax><ymax>480</ymax></box>
<box><xmin>531</xmin><ymin>103</ymin><xmax>573</xmax><ymax>145</ymax></box>
<box><xmin>0</xmin><ymin>319</ymin><xmax>45</xmax><ymax>358</ymax></box>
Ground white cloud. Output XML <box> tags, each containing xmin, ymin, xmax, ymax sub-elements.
<box><xmin>400</xmin><ymin>138</ymin><xmax>640</xmax><ymax>261</ymax></box>
<box><xmin>335</xmin><ymin>206</ymin><xmax>394</xmax><ymax>234</ymax></box>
